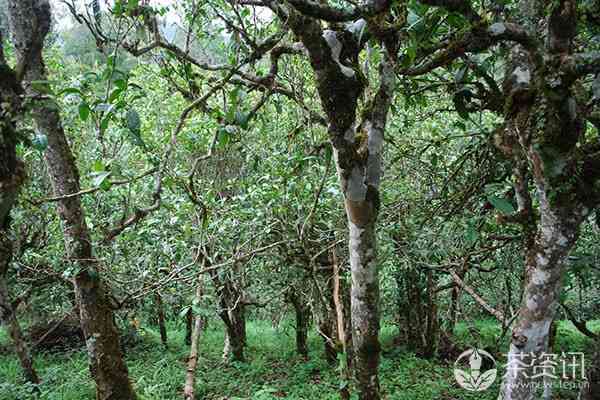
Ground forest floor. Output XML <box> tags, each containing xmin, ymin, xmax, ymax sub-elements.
<box><xmin>0</xmin><ymin>319</ymin><xmax>597</xmax><ymax>400</ymax></box>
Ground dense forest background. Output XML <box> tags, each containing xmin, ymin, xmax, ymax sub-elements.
<box><xmin>0</xmin><ymin>0</ymin><xmax>599</xmax><ymax>399</ymax></box>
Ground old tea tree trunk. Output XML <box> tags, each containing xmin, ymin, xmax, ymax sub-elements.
<box><xmin>0</xmin><ymin>30</ymin><xmax>39</xmax><ymax>386</ymax></box>
<box><xmin>286</xmin><ymin>4</ymin><xmax>398</xmax><ymax>398</ymax></box>
<box><xmin>496</xmin><ymin>2</ymin><xmax>600</xmax><ymax>398</ymax></box>
<box><xmin>7</xmin><ymin>1</ymin><xmax>137</xmax><ymax>399</ymax></box>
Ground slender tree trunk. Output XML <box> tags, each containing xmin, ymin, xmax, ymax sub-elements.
<box><xmin>0</xmin><ymin>30</ymin><xmax>38</xmax><ymax>386</ymax></box>
<box><xmin>286</xmin><ymin>7</ymin><xmax>397</xmax><ymax>398</ymax></box>
<box><xmin>332</xmin><ymin>249</ymin><xmax>350</xmax><ymax>400</ymax></box>
<box><xmin>0</xmin><ymin>262</ymin><xmax>39</xmax><ymax>385</ymax></box>
<box><xmin>155</xmin><ymin>292</ymin><xmax>168</xmax><ymax>348</ymax></box>
<box><xmin>423</xmin><ymin>270</ymin><xmax>438</xmax><ymax>359</ymax></box>
<box><xmin>313</xmin><ymin>258</ymin><xmax>340</xmax><ymax>365</ymax></box>
<box><xmin>287</xmin><ymin>289</ymin><xmax>309</xmax><ymax>358</ymax></box>
<box><xmin>183</xmin><ymin>278</ymin><xmax>204</xmax><ymax>400</ymax></box>
<box><xmin>7</xmin><ymin>2</ymin><xmax>136</xmax><ymax>398</ymax></box>
<box><xmin>185</xmin><ymin>308</ymin><xmax>193</xmax><ymax>346</ymax></box>
<box><xmin>209</xmin><ymin>268</ymin><xmax>246</xmax><ymax>362</ymax></box>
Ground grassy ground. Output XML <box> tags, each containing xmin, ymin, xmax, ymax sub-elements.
<box><xmin>0</xmin><ymin>319</ymin><xmax>596</xmax><ymax>400</ymax></box>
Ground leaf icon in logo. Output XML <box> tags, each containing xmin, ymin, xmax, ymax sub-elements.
<box><xmin>454</xmin><ymin>369</ymin><xmax>475</xmax><ymax>391</ymax></box>
<box><xmin>454</xmin><ymin>348</ymin><xmax>497</xmax><ymax>392</ymax></box>
<box><xmin>475</xmin><ymin>369</ymin><xmax>497</xmax><ymax>390</ymax></box>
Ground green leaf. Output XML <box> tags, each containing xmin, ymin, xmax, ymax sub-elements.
<box><xmin>31</xmin><ymin>133</ymin><xmax>48</xmax><ymax>151</ymax></box>
<box><xmin>126</xmin><ymin>109</ymin><xmax>141</xmax><ymax>132</ymax></box>
<box><xmin>487</xmin><ymin>195</ymin><xmax>515</xmax><ymax>214</ymax></box>
<box><xmin>79</xmin><ymin>102</ymin><xmax>90</xmax><ymax>121</ymax></box>
<box><xmin>324</xmin><ymin>145</ymin><xmax>333</xmax><ymax>165</ymax></box>
<box><xmin>100</xmin><ymin>115</ymin><xmax>111</xmax><ymax>132</ymax></box>
<box><xmin>234</xmin><ymin>111</ymin><xmax>249</xmax><ymax>130</ymax></box>
<box><xmin>59</xmin><ymin>87</ymin><xmax>83</xmax><ymax>97</ymax></box>
<box><xmin>109</xmin><ymin>87</ymin><xmax>124</xmax><ymax>103</ymax></box>
<box><xmin>30</xmin><ymin>80</ymin><xmax>55</xmax><ymax>95</ymax></box>
<box><xmin>91</xmin><ymin>160</ymin><xmax>105</xmax><ymax>172</ymax></box>
<box><xmin>179</xmin><ymin>306</ymin><xmax>191</xmax><ymax>318</ymax></box>
<box><xmin>114</xmin><ymin>79</ymin><xmax>128</xmax><ymax>91</ymax></box>
<box><xmin>454</xmin><ymin>65</ymin><xmax>468</xmax><ymax>84</ymax></box>
<box><xmin>217</xmin><ymin>126</ymin><xmax>232</xmax><ymax>148</ymax></box>
<box><xmin>127</xmin><ymin>0</ymin><xmax>139</xmax><ymax>11</ymax></box>
<box><xmin>91</xmin><ymin>171</ymin><xmax>112</xmax><ymax>190</ymax></box>
<box><xmin>95</xmin><ymin>103</ymin><xmax>111</xmax><ymax>112</ymax></box>
<box><xmin>465</xmin><ymin>222</ymin><xmax>478</xmax><ymax>244</ymax></box>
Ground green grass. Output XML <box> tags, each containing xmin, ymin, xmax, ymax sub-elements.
<box><xmin>0</xmin><ymin>319</ymin><xmax>595</xmax><ymax>399</ymax></box>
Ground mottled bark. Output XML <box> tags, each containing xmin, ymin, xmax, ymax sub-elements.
<box><xmin>286</xmin><ymin>7</ymin><xmax>397</xmax><ymax>396</ymax></box>
<box><xmin>0</xmin><ymin>29</ymin><xmax>39</xmax><ymax>386</ymax></box>
<box><xmin>7</xmin><ymin>2</ymin><xmax>136</xmax><ymax>399</ymax></box>
<box><xmin>155</xmin><ymin>292</ymin><xmax>168</xmax><ymax>348</ymax></box>
<box><xmin>496</xmin><ymin>2</ymin><xmax>593</xmax><ymax>398</ymax></box>
<box><xmin>183</xmin><ymin>278</ymin><xmax>204</xmax><ymax>400</ymax></box>
<box><xmin>499</xmin><ymin>209</ymin><xmax>582</xmax><ymax>399</ymax></box>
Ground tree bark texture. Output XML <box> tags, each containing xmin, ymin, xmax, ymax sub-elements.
<box><xmin>0</xmin><ymin>28</ymin><xmax>39</xmax><ymax>386</ymax></box>
<box><xmin>183</xmin><ymin>278</ymin><xmax>204</xmax><ymax>400</ymax></box>
<box><xmin>7</xmin><ymin>2</ymin><xmax>136</xmax><ymax>399</ymax></box>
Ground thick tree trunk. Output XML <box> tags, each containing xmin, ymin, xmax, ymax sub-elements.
<box><xmin>7</xmin><ymin>2</ymin><xmax>136</xmax><ymax>398</ymax></box>
<box><xmin>155</xmin><ymin>292</ymin><xmax>168</xmax><ymax>348</ymax></box>
<box><xmin>222</xmin><ymin>306</ymin><xmax>246</xmax><ymax>362</ymax></box>
<box><xmin>499</xmin><ymin>207</ymin><xmax>583</xmax><ymax>400</ymax></box>
<box><xmin>183</xmin><ymin>278</ymin><xmax>204</xmax><ymax>400</ymax></box>
<box><xmin>0</xmin><ymin>32</ymin><xmax>39</xmax><ymax>386</ymax></box>
<box><xmin>346</xmin><ymin>214</ymin><xmax>380</xmax><ymax>399</ymax></box>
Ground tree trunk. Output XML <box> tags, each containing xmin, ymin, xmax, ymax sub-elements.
<box><xmin>183</xmin><ymin>278</ymin><xmax>204</xmax><ymax>400</ymax></box>
<box><xmin>0</xmin><ymin>264</ymin><xmax>39</xmax><ymax>385</ymax></box>
<box><xmin>155</xmin><ymin>292</ymin><xmax>168</xmax><ymax>348</ymax></box>
<box><xmin>312</xmin><ymin>258</ymin><xmax>340</xmax><ymax>365</ymax></box>
<box><xmin>0</xmin><ymin>28</ymin><xmax>39</xmax><ymax>386</ymax></box>
<box><xmin>7</xmin><ymin>2</ymin><xmax>136</xmax><ymax>398</ymax></box>
<box><xmin>423</xmin><ymin>270</ymin><xmax>438</xmax><ymax>359</ymax></box>
<box><xmin>287</xmin><ymin>289</ymin><xmax>309</xmax><ymax>358</ymax></box>
<box><xmin>185</xmin><ymin>307</ymin><xmax>193</xmax><ymax>346</ymax></box>
<box><xmin>222</xmin><ymin>306</ymin><xmax>245</xmax><ymax>362</ymax></box>
<box><xmin>499</xmin><ymin>208</ymin><xmax>583</xmax><ymax>399</ymax></box>
<box><xmin>285</xmin><ymin>8</ymin><xmax>397</xmax><ymax>398</ymax></box>
<box><xmin>332</xmin><ymin>249</ymin><xmax>351</xmax><ymax>400</ymax></box>
<box><xmin>209</xmin><ymin>268</ymin><xmax>246</xmax><ymax>362</ymax></box>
